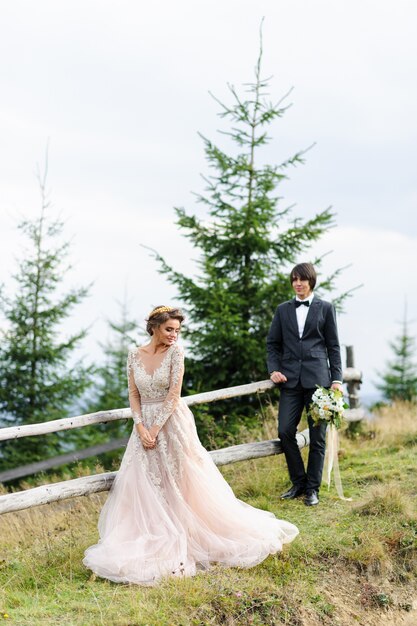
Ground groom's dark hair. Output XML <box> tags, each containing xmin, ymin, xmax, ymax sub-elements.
<box><xmin>290</xmin><ymin>263</ymin><xmax>317</xmax><ymax>290</ymax></box>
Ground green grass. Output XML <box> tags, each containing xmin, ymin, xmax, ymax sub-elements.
<box><xmin>0</xmin><ymin>403</ymin><xmax>416</xmax><ymax>625</ymax></box>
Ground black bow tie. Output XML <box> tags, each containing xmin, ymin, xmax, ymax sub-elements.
<box><xmin>295</xmin><ymin>300</ymin><xmax>309</xmax><ymax>308</ymax></box>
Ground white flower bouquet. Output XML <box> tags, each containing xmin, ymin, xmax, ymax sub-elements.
<box><xmin>309</xmin><ymin>386</ymin><xmax>351</xmax><ymax>501</ymax></box>
<box><xmin>309</xmin><ymin>386</ymin><xmax>348</xmax><ymax>429</ymax></box>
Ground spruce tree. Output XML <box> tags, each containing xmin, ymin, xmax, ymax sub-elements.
<box><xmin>0</xmin><ymin>158</ymin><xmax>93</xmax><ymax>470</ymax></box>
<box><xmin>150</xmin><ymin>41</ymin><xmax>346</xmax><ymax>441</ymax></box>
<box><xmin>90</xmin><ymin>298</ymin><xmax>139</xmax><ymax>418</ymax></box>
<box><xmin>377</xmin><ymin>306</ymin><xmax>417</xmax><ymax>403</ymax></box>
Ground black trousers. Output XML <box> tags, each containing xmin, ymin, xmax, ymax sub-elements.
<box><xmin>278</xmin><ymin>383</ymin><xmax>327</xmax><ymax>492</ymax></box>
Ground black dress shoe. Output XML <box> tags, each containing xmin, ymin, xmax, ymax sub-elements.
<box><xmin>304</xmin><ymin>490</ymin><xmax>319</xmax><ymax>506</ymax></box>
<box><xmin>280</xmin><ymin>485</ymin><xmax>306</xmax><ymax>500</ymax></box>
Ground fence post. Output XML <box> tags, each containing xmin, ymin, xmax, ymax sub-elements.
<box><xmin>346</xmin><ymin>346</ymin><xmax>360</xmax><ymax>409</ymax></box>
<box><xmin>345</xmin><ymin>345</ymin><xmax>362</xmax><ymax>437</ymax></box>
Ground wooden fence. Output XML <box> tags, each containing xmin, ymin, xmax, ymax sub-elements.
<box><xmin>0</xmin><ymin>363</ymin><xmax>363</xmax><ymax>515</ymax></box>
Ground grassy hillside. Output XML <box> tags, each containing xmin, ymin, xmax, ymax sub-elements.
<box><xmin>0</xmin><ymin>403</ymin><xmax>416</xmax><ymax>625</ymax></box>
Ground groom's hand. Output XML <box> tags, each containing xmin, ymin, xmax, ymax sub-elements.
<box><xmin>270</xmin><ymin>371</ymin><xmax>287</xmax><ymax>384</ymax></box>
<box><xmin>331</xmin><ymin>382</ymin><xmax>343</xmax><ymax>392</ymax></box>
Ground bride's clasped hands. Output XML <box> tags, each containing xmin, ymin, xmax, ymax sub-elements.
<box><xmin>137</xmin><ymin>423</ymin><xmax>158</xmax><ymax>449</ymax></box>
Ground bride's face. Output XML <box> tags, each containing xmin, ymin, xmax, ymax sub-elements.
<box><xmin>154</xmin><ymin>318</ymin><xmax>181</xmax><ymax>347</ymax></box>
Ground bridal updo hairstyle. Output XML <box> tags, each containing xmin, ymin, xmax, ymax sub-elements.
<box><xmin>146</xmin><ymin>306</ymin><xmax>185</xmax><ymax>336</ymax></box>
<box><xmin>290</xmin><ymin>263</ymin><xmax>317</xmax><ymax>291</ymax></box>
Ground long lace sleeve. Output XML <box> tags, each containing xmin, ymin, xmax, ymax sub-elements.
<box><xmin>153</xmin><ymin>344</ymin><xmax>184</xmax><ymax>430</ymax></box>
<box><xmin>127</xmin><ymin>349</ymin><xmax>142</xmax><ymax>425</ymax></box>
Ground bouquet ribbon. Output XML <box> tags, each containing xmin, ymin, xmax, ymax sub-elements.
<box><xmin>325</xmin><ymin>424</ymin><xmax>352</xmax><ymax>501</ymax></box>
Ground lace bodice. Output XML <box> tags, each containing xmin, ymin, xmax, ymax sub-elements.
<box><xmin>127</xmin><ymin>342</ymin><xmax>184</xmax><ymax>429</ymax></box>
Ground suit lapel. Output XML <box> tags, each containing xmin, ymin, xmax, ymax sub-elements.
<box><xmin>302</xmin><ymin>297</ymin><xmax>320</xmax><ymax>337</ymax></box>
<box><xmin>287</xmin><ymin>300</ymin><xmax>300</xmax><ymax>338</ymax></box>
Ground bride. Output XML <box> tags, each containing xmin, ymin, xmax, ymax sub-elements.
<box><xmin>83</xmin><ymin>306</ymin><xmax>298</xmax><ymax>585</ymax></box>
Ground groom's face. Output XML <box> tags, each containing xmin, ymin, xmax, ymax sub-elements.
<box><xmin>292</xmin><ymin>277</ymin><xmax>312</xmax><ymax>300</ymax></box>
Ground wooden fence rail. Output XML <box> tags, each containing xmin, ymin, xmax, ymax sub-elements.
<box><xmin>0</xmin><ymin>359</ymin><xmax>363</xmax><ymax>515</ymax></box>
<box><xmin>0</xmin><ymin>438</ymin><xmax>130</xmax><ymax>483</ymax></box>
<box><xmin>0</xmin><ymin>370</ymin><xmax>362</xmax><ymax>443</ymax></box>
<box><xmin>0</xmin><ymin>431</ymin><xmax>310</xmax><ymax>515</ymax></box>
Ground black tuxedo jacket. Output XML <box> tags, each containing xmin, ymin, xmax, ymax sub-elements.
<box><xmin>266</xmin><ymin>296</ymin><xmax>342</xmax><ymax>389</ymax></box>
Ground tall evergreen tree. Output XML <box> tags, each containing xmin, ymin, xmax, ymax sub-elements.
<box><xmin>150</xmin><ymin>39</ymin><xmax>347</xmax><ymax>441</ymax></box>
<box><xmin>0</xmin><ymin>157</ymin><xmax>93</xmax><ymax>470</ymax></box>
<box><xmin>91</xmin><ymin>297</ymin><xmax>139</xmax><ymax>416</ymax></box>
<box><xmin>377</xmin><ymin>306</ymin><xmax>417</xmax><ymax>403</ymax></box>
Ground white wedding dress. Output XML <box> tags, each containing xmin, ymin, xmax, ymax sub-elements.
<box><xmin>83</xmin><ymin>342</ymin><xmax>298</xmax><ymax>585</ymax></box>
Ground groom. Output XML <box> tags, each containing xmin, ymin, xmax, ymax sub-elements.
<box><xmin>266</xmin><ymin>263</ymin><xmax>343</xmax><ymax>506</ymax></box>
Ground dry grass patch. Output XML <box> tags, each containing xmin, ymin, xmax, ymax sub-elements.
<box><xmin>353</xmin><ymin>483</ymin><xmax>415</xmax><ymax>518</ymax></box>
<box><xmin>370</xmin><ymin>401</ymin><xmax>417</xmax><ymax>442</ymax></box>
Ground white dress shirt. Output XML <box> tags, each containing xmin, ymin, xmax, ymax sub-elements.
<box><xmin>295</xmin><ymin>293</ymin><xmax>314</xmax><ymax>338</ymax></box>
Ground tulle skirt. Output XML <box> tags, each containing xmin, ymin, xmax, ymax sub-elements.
<box><xmin>83</xmin><ymin>399</ymin><xmax>299</xmax><ymax>585</ymax></box>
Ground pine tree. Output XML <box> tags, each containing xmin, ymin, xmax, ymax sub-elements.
<box><xmin>377</xmin><ymin>306</ymin><xmax>417</xmax><ymax>403</ymax></box>
<box><xmin>149</xmin><ymin>40</ymin><xmax>347</xmax><ymax>441</ymax></box>
<box><xmin>91</xmin><ymin>298</ymin><xmax>139</xmax><ymax>417</ymax></box>
<box><xmin>0</xmin><ymin>157</ymin><xmax>93</xmax><ymax>470</ymax></box>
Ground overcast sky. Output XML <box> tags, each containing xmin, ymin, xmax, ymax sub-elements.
<box><xmin>1</xmin><ymin>1</ymin><xmax>416</xmax><ymax>401</ymax></box>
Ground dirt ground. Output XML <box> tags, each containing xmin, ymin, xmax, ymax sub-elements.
<box><xmin>294</xmin><ymin>566</ymin><xmax>416</xmax><ymax>626</ymax></box>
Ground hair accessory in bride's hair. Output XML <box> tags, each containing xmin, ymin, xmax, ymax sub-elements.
<box><xmin>148</xmin><ymin>305</ymin><xmax>172</xmax><ymax>318</ymax></box>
